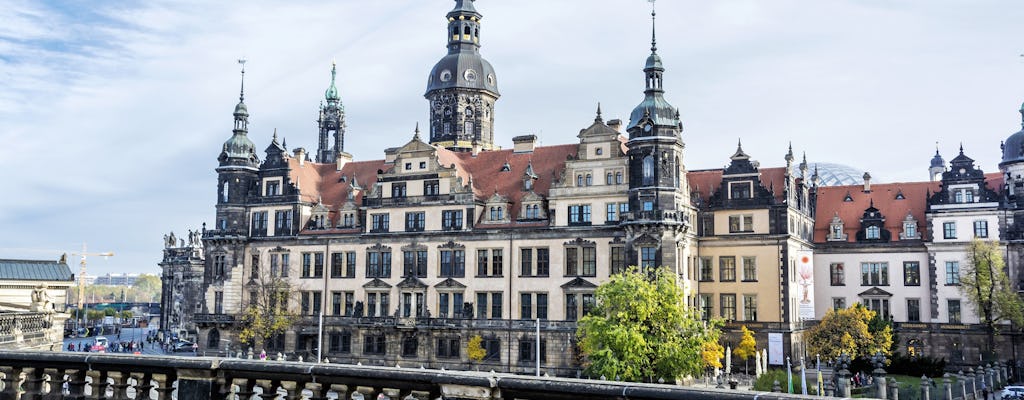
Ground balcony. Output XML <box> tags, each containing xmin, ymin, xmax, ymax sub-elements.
<box><xmin>192</xmin><ymin>314</ymin><xmax>235</xmax><ymax>325</ymax></box>
<box><xmin>0</xmin><ymin>350</ymin><xmax>817</xmax><ymax>399</ymax></box>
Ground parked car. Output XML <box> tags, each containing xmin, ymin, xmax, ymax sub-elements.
<box><xmin>91</xmin><ymin>336</ymin><xmax>109</xmax><ymax>352</ymax></box>
<box><xmin>1002</xmin><ymin>385</ymin><xmax>1024</xmax><ymax>399</ymax></box>
<box><xmin>171</xmin><ymin>341</ymin><xmax>197</xmax><ymax>353</ymax></box>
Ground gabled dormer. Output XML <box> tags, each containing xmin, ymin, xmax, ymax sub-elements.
<box><xmin>308</xmin><ymin>199</ymin><xmax>330</xmax><ymax>230</ymax></box>
<box><xmin>856</xmin><ymin>200</ymin><xmax>890</xmax><ymax>242</ymax></box>
<box><xmin>519</xmin><ymin>191</ymin><xmax>547</xmax><ymax>221</ymax></box>
<box><xmin>928</xmin><ymin>145</ymin><xmax>1000</xmax><ymax>207</ymax></box>
<box><xmin>576</xmin><ymin>104</ymin><xmax>625</xmax><ymax>161</ymax></box>
<box><xmin>827</xmin><ymin>213</ymin><xmax>847</xmax><ymax>242</ymax></box>
<box><xmin>899</xmin><ymin>212</ymin><xmax>920</xmax><ymax>240</ymax></box>
<box><xmin>482</xmin><ymin>192</ymin><xmax>511</xmax><ymax>224</ymax></box>
<box><xmin>706</xmin><ymin>141</ymin><xmax>775</xmax><ymax>208</ymax></box>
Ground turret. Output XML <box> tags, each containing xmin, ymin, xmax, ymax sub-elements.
<box><xmin>214</xmin><ymin>60</ymin><xmax>260</xmax><ymax>232</ymax></box>
<box><xmin>317</xmin><ymin>62</ymin><xmax>347</xmax><ymax>163</ymax></box>
<box><xmin>929</xmin><ymin>144</ymin><xmax>945</xmax><ymax>181</ymax></box>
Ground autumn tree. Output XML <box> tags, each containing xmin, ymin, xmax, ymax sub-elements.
<box><xmin>577</xmin><ymin>267</ymin><xmax>722</xmax><ymax>382</ymax></box>
<box><xmin>734</xmin><ymin>326</ymin><xmax>757</xmax><ymax>374</ymax></box>
<box><xmin>961</xmin><ymin>239</ymin><xmax>1024</xmax><ymax>360</ymax></box>
<box><xmin>237</xmin><ymin>268</ymin><xmax>298</xmax><ymax>352</ymax></box>
<box><xmin>467</xmin><ymin>335</ymin><xmax>486</xmax><ymax>368</ymax></box>
<box><xmin>702</xmin><ymin>341</ymin><xmax>724</xmax><ymax>370</ymax></box>
<box><xmin>805</xmin><ymin>304</ymin><xmax>893</xmax><ymax>361</ymax></box>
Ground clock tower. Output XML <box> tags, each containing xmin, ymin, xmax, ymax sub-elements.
<box><xmin>424</xmin><ymin>0</ymin><xmax>500</xmax><ymax>152</ymax></box>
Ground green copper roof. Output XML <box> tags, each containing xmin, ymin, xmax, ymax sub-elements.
<box><xmin>325</xmin><ymin>63</ymin><xmax>341</xmax><ymax>102</ymax></box>
<box><xmin>0</xmin><ymin>259</ymin><xmax>73</xmax><ymax>281</ymax></box>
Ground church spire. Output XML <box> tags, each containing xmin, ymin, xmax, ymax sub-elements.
<box><xmin>220</xmin><ymin>59</ymin><xmax>257</xmax><ymax>166</ymax></box>
<box><xmin>317</xmin><ymin>62</ymin><xmax>347</xmax><ymax>163</ymax></box>
<box><xmin>627</xmin><ymin>0</ymin><xmax>679</xmax><ymax>133</ymax></box>
<box><xmin>649</xmin><ymin>0</ymin><xmax>657</xmax><ymax>53</ymax></box>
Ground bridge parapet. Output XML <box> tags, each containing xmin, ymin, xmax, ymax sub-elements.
<box><xmin>0</xmin><ymin>351</ymin><xmax>824</xmax><ymax>399</ymax></box>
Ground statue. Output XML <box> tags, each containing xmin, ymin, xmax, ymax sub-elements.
<box><xmin>30</xmin><ymin>284</ymin><xmax>53</xmax><ymax>313</ymax></box>
<box><xmin>163</xmin><ymin>234</ymin><xmax>170</xmax><ymax>248</ymax></box>
<box><xmin>168</xmin><ymin>232</ymin><xmax>177</xmax><ymax>248</ymax></box>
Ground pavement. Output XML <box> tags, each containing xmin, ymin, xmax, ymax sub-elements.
<box><xmin>61</xmin><ymin>327</ymin><xmax>195</xmax><ymax>357</ymax></box>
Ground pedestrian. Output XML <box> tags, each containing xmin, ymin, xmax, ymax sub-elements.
<box><xmin>981</xmin><ymin>379</ymin><xmax>988</xmax><ymax>400</ymax></box>
<box><xmin>259</xmin><ymin>349</ymin><xmax>267</xmax><ymax>361</ymax></box>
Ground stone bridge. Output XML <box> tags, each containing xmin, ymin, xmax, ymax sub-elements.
<box><xmin>0</xmin><ymin>351</ymin><xmax>823</xmax><ymax>399</ymax></box>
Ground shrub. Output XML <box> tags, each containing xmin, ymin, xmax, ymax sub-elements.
<box><xmin>753</xmin><ymin>368</ymin><xmax>804</xmax><ymax>393</ymax></box>
<box><xmin>886</xmin><ymin>353</ymin><xmax>946</xmax><ymax>378</ymax></box>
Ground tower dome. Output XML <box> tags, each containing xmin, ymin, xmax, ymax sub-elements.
<box><xmin>1001</xmin><ymin>102</ymin><xmax>1024</xmax><ymax>166</ymax></box>
<box><xmin>930</xmin><ymin>148</ymin><xmax>945</xmax><ymax>168</ymax></box>
<box><xmin>626</xmin><ymin>7</ymin><xmax>679</xmax><ymax>133</ymax></box>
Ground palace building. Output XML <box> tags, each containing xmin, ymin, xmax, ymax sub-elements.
<box><xmin>161</xmin><ymin>0</ymin><xmax>1024</xmax><ymax>372</ymax></box>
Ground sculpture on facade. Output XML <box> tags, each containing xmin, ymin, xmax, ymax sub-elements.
<box><xmin>30</xmin><ymin>284</ymin><xmax>53</xmax><ymax>313</ymax></box>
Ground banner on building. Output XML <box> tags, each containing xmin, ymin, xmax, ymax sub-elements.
<box><xmin>768</xmin><ymin>332</ymin><xmax>784</xmax><ymax>365</ymax></box>
<box><xmin>796</xmin><ymin>250</ymin><xmax>815</xmax><ymax>321</ymax></box>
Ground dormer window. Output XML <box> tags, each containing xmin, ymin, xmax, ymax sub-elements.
<box><xmin>341</xmin><ymin>213</ymin><xmax>355</xmax><ymax>228</ymax></box>
<box><xmin>266</xmin><ymin>180</ymin><xmax>281</xmax><ymax>196</ymax></box>
<box><xmin>954</xmin><ymin>188</ymin><xmax>975</xmax><ymax>203</ymax></box>
<box><xmin>828</xmin><ymin>214</ymin><xmax>848</xmax><ymax>241</ymax></box>
<box><xmin>866</xmin><ymin>226</ymin><xmax>880</xmax><ymax>240</ymax></box>
<box><xmin>729</xmin><ymin>181</ymin><xmax>752</xmax><ymax>200</ymax></box>
<box><xmin>900</xmin><ymin>213</ymin><xmax>920</xmax><ymax>240</ymax></box>
<box><xmin>490</xmin><ymin>206</ymin><xmax>503</xmax><ymax>221</ymax></box>
<box><xmin>424</xmin><ymin>180</ymin><xmax>440</xmax><ymax>196</ymax></box>
<box><xmin>391</xmin><ymin>183</ymin><xmax>407</xmax><ymax>198</ymax></box>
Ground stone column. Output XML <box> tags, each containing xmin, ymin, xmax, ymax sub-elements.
<box><xmin>836</xmin><ymin>353</ymin><xmax>852</xmax><ymax>398</ymax></box>
<box><xmin>888</xmin><ymin>377</ymin><xmax>900</xmax><ymax>400</ymax></box>
<box><xmin>957</xmin><ymin>370</ymin><xmax>967</xmax><ymax>400</ymax></box>
<box><xmin>920</xmin><ymin>376</ymin><xmax>930</xmax><ymax>400</ymax></box>
<box><xmin>1002</xmin><ymin>362</ymin><xmax>1009</xmax><ymax>387</ymax></box>
<box><xmin>942</xmin><ymin>373</ymin><xmax>952</xmax><ymax>400</ymax></box>
<box><xmin>824</xmin><ymin>380</ymin><xmax>834</xmax><ymax>397</ymax></box>
<box><xmin>976</xmin><ymin>367</ymin><xmax>985</xmax><ymax>397</ymax></box>
<box><xmin>968</xmin><ymin>367</ymin><xmax>977</xmax><ymax>396</ymax></box>
<box><xmin>987</xmin><ymin>364</ymin><xmax>995</xmax><ymax>390</ymax></box>
<box><xmin>872</xmin><ymin>352</ymin><xmax>888</xmax><ymax>400</ymax></box>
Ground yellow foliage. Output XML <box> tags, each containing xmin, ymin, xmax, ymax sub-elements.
<box><xmin>467</xmin><ymin>335</ymin><xmax>486</xmax><ymax>363</ymax></box>
<box><xmin>702</xmin><ymin>341</ymin><xmax>724</xmax><ymax>368</ymax></box>
<box><xmin>734</xmin><ymin>326</ymin><xmax>757</xmax><ymax>361</ymax></box>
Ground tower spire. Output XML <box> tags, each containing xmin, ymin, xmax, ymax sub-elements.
<box><xmin>237</xmin><ymin>59</ymin><xmax>246</xmax><ymax>102</ymax></box>
<box><xmin>649</xmin><ymin>0</ymin><xmax>657</xmax><ymax>53</ymax></box>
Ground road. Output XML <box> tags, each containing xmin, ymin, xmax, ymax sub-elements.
<box><xmin>62</xmin><ymin>327</ymin><xmax>196</xmax><ymax>357</ymax></box>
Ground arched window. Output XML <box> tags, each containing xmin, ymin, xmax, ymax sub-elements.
<box><xmin>577</xmin><ymin>175</ymin><xmax>584</xmax><ymax>187</ymax></box>
<box><xmin>675</xmin><ymin>156</ymin><xmax>681</xmax><ymax>188</ymax></box>
<box><xmin>642</xmin><ymin>155</ymin><xmax>654</xmax><ymax>185</ymax></box>
<box><xmin>452</xmin><ymin>27</ymin><xmax>458</xmax><ymax>37</ymax></box>
<box><xmin>207</xmin><ymin>328</ymin><xmax>220</xmax><ymax>349</ymax></box>
<box><xmin>221</xmin><ymin>182</ymin><xmax>229</xmax><ymax>202</ymax></box>
<box><xmin>586</xmin><ymin>174</ymin><xmax>592</xmax><ymax>186</ymax></box>
<box><xmin>615</xmin><ymin>172</ymin><xmax>623</xmax><ymax>184</ymax></box>
<box><xmin>463</xmin><ymin>25</ymin><xmax>470</xmax><ymax>35</ymax></box>
<box><xmin>606</xmin><ymin>173</ymin><xmax>613</xmax><ymax>185</ymax></box>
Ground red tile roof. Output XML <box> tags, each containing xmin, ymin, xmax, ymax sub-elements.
<box><xmin>287</xmin><ymin>157</ymin><xmax>387</xmax><ymax>211</ymax></box>
<box><xmin>687</xmin><ymin>167</ymin><xmax>790</xmax><ymax>204</ymax></box>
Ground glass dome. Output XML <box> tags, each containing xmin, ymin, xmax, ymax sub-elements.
<box><xmin>791</xmin><ymin>162</ymin><xmax>872</xmax><ymax>187</ymax></box>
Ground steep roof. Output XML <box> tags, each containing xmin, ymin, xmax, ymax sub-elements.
<box><xmin>0</xmin><ymin>259</ymin><xmax>74</xmax><ymax>281</ymax></box>
<box><xmin>687</xmin><ymin>167</ymin><xmax>790</xmax><ymax>205</ymax></box>
<box><xmin>288</xmin><ymin>157</ymin><xmax>387</xmax><ymax>211</ymax></box>
<box><xmin>814</xmin><ymin>181</ymin><xmax>940</xmax><ymax>243</ymax></box>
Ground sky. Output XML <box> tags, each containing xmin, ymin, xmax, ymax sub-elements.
<box><xmin>0</xmin><ymin>0</ymin><xmax>1022</xmax><ymax>275</ymax></box>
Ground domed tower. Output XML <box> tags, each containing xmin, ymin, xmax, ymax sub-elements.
<box><xmin>215</xmin><ymin>61</ymin><xmax>260</xmax><ymax>232</ymax></box>
<box><xmin>1001</xmin><ymin>102</ymin><xmax>1024</xmax><ymax>204</ymax></box>
<box><xmin>929</xmin><ymin>145</ymin><xmax>945</xmax><ymax>181</ymax></box>
<box><xmin>424</xmin><ymin>0</ymin><xmax>500</xmax><ymax>152</ymax></box>
<box><xmin>621</xmin><ymin>3</ymin><xmax>694</xmax><ymax>287</ymax></box>
<box><xmin>316</xmin><ymin>62</ymin><xmax>347</xmax><ymax>163</ymax></box>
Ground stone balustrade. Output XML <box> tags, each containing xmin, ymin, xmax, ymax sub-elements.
<box><xmin>0</xmin><ymin>351</ymin><xmax>823</xmax><ymax>400</ymax></box>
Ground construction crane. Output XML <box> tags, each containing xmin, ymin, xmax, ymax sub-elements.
<box><xmin>69</xmin><ymin>243</ymin><xmax>114</xmax><ymax>327</ymax></box>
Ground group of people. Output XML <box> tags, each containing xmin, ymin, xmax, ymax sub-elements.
<box><xmin>851</xmin><ymin>371</ymin><xmax>874</xmax><ymax>387</ymax></box>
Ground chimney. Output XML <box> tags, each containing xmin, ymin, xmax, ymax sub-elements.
<box><xmin>336</xmin><ymin>151</ymin><xmax>353</xmax><ymax>171</ymax></box>
<box><xmin>472</xmin><ymin>140</ymin><xmax>482</xmax><ymax>157</ymax></box>
<box><xmin>607</xmin><ymin>119</ymin><xmax>622</xmax><ymax>133</ymax></box>
<box><xmin>293</xmin><ymin>147</ymin><xmax>306</xmax><ymax>166</ymax></box>
<box><xmin>863</xmin><ymin>172</ymin><xmax>872</xmax><ymax>193</ymax></box>
<box><xmin>512</xmin><ymin>135</ymin><xmax>538</xmax><ymax>153</ymax></box>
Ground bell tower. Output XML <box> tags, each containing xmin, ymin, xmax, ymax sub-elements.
<box><xmin>317</xmin><ymin>62</ymin><xmax>346</xmax><ymax>163</ymax></box>
<box><xmin>215</xmin><ymin>60</ymin><xmax>259</xmax><ymax>233</ymax></box>
<box><xmin>424</xmin><ymin>0</ymin><xmax>500</xmax><ymax>152</ymax></box>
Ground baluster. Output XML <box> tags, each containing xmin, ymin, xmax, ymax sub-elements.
<box><xmin>21</xmin><ymin>367</ymin><xmax>45</xmax><ymax>399</ymax></box>
<box><xmin>255</xmin><ymin>380</ymin><xmax>278</xmax><ymax>400</ymax></box>
<box><xmin>107</xmin><ymin>371</ymin><xmax>131</xmax><ymax>400</ymax></box>
<box><xmin>234</xmin><ymin>378</ymin><xmax>256</xmax><ymax>400</ymax></box>
<box><xmin>0</xmin><ymin>366</ymin><xmax>22</xmax><ymax>399</ymax></box>
<box><xmin>151</xmin><ymin>374</ymin><xmax>175</xmax><ymax>400</ymax></box>
<box><xmin>303</xmin><ymin>383</ymin><xmax>324</xmax><ymax>400</ymax></box>
<box><xmin>328</xmin><ymin>384</ymin><xmax>348</xmax><ymax>400</ymax></box>
<box><xmin>41</xmin><ymin>368</ymin><xmax>66</xmax><ymax>400</ymax></box>
<box><xmin>133</xmin><ymin>373</ymin><xmax>154</xmax><ymax>400</ymax></box>
<box><xmin>86</xmin><ymin>370</ymin><xmax>109</xmax><ymax>400</ymax></box>
<box><xmin>279</xmin><ymin>380</ymin><xmax>302</xmax><ymax>400</ymax></box>
<box><xmin>380</xmin><ymin>388</ymin><xmax>400</xmax><ymax>399</ymax></box>
<box><xmin>66</xmin><ymin>369</ymin><xmax>88</xmax><ymax>400</ymax></box>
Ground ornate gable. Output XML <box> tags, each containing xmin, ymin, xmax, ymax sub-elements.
<box><xmin>855</xmin><ymin>200</ymin><xmax>890</xmax><ymax>242</ymax></box>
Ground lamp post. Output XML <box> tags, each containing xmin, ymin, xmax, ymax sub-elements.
<box><xmin>70</xmin><ymin>243</ymin><xmax>114</xmax><ymax>334</ymax></box>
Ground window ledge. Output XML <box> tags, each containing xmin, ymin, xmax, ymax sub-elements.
<box><xmin>741</xmin><ymin>279</ymin><xmax>759</xmax><ymax>283</ymax></box>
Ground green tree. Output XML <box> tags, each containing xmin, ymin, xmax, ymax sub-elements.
<box><xmin>132</xmin><ymin>274</ymin><xmax>162</xmax><ymax>302</ymax></box>
<box><xmin>805</xmin><ymin>304</ymin><xmax>892</xmax><ymax>361</ymax></box>
<box><xmin>961</xmin><ymin>239</ymin><xmax>1024</xmax><ymax>361</ymax></box>
<box><xmin>467</xmin><ymin>335</ymin><xmax>486</xmax><ymax>366</ymax></box>
<box><xmin>734</xmin><ymin>325</ymin><xmax>757</xmax><ymax>374</ymax></box>
<box><xmin>577</xmin><ymin>267</ymin><xmax>721</xmax><ymax>382</ymax></box>
<box><xmin>237</xmin><ymin>269</ymin><xmax>298</xmax><ymax>351</ymax></box>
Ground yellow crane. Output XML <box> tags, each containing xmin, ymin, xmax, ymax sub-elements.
<box><xmin>69</xmin><ymin>243</ymin><xmax>113</xmax><ymax>326</ymax></box>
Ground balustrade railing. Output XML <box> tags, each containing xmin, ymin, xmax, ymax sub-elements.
<box><xmin>0</xmin><ymin>350</ymin><xmax>826</xmax><ymax>400</ymax></box>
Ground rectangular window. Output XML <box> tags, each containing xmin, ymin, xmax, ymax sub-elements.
<box><xmin>903</xmin><ymin>262</ymin><xmax>920</xmax><ymax>286</ymax></box>
<box><xmin>440</xmin><ymin>249</ymin><xmax>465</xmax><ymax>277</ymax></box>
<box><xmin>301</xmin><ymin>253</ymin><xmax>313</xmax><ymax>278</ymax></box>
<box><xmin>367</xmin><ymin>250</ymin><xmax>392</xmax><ymax>278</ymax></box>
<box><xmin>213</xmin><ymin>255</ymin><xmax>226</xmax><ymax>277</ymax></box>
<box><xmin>565</xmin><ymin>294</ymin><xmax>578</xmax><ymax>321</ymax></box>
<box><xmin>329</xmin><ymin>332</ymin><xmax>351</xmax><ymax>353</ymax></box>
<box><xmin>537</xmin><ymin>293</ymin><xmax>548</xmax><ymax>320</ymax></box>
<box><xmin>363</xmin><ymin>334</ymin><xmax>386</xmax><ymax>355</ymax></box>
<box><xmin>640</xmin><ymin>247</ymin><xmax>657</xmax><ymax>270</ymax></box>
<box><xmin>274</xmin><ymin>210</ymin><xmax>293</xmax><ymax>236</ymax></box>
<box><xmin>402</xmin><ymin>336</ymin><xmax>419</xmax><ymax>357</ymax></box>
<box><xmin>518</xmin><ymin>339</ymin><xmax>547</xmax><ymax>363</ymax></box>
<box><xmin>719</xmin><ymin>256</ymin><xmax>736</xmax><ymax>282</ymax></box>
<box><xmin>945</xmin><ymin>261</ymin><xmax>960</xmax><ymax>285</ymax></box>
<box><xmin>832</xmin><ymin>297</ymin><xmax>846</xmax><ymax>310</ymax></box>
<box><xmin>536</xmin><ymin>248</ymin><xmax>550</xmax><ymax>276</ymax></box>
<box><xmin>582</xmin><ymin>247</ymin><xmax>596</xmax><ymax>276</ymax></box>
<box><xmin>269</xmin><ymin>254</ymin><xmax>280</xmax><ymax>277</ymax></box>
<box><xmin>907</xmin><ymin>298</ymin><xmax>920</xmax><ymax>322</ymax></box>
<box><xmin>520</xmin><ymin>293</ymin><xmax>532</xmax><ymax>319</ymax></box>
<box><xmin>491</xmin><ymin>293</ymin><xmax>502</xmax><ymax>319</ymax></box>
<box><xmin>345</xmin><ymin>252</ymin><xmax>356</xmax><ymax>278</ymax></box>
<box><xmin>391</xmin><ymin>182</ymin><xmax>407</xmax><ymax>198</ymax></box>
<box><xmin>862</xmin><ymin>298</ymin><xmax>890</xmax><ymax>319</ymax></box>
<box><xmin>742</xmin><ymin>295</ymin><xmax>757</xmax><ymax>321</ymax></box>
<box><xmin>477</xmin><ymin>292</ymin><xmax>502</xmax><ymax>319</ymax></box>
<box><xmin>943</xmin><ymin>221</ymin><xmax>956</xmax><ymax>239</ymax></box>
<box><xmin>266</xmin><ymin>180</ymin><xmax>280</xmax><ymax>196</ymax></box>
<box><xmin>830</xmin><ymin>263</ymin><xmax>845</xmax><ymax>286</ymax></box>
<box><xmin>699</xmin><ymin>257</ymin><xmax>713</xmax><ymax>282</ymax></box>
<box><xmin>214</xmin><ymin>291</ymin><xmax>223</xmax><ymax>314</ymax></box>
<box><xmin>405</xmin><ymin>212</ymin><xmax>426</xmax><ymax>232</ymax></box>
<box><xmin>301</xmin><ymin>292</ymin><xmax>310</xmax><ymax>315</ymax></box>
<box><xmin>367</xmin><ymin>293</ymin><xmax>377</xmax><ymax>317</ymax></box>
<box><xmin>371</xmin><ymin>214</ymin><xmax>390</xmax><ymax>232</ymax></box>
<box><xmin>424</xmin><ymin>180</ymin><xmax>440</xmax><ymax>196</ymax></box>
<box><xmin>251</xmin><ymin>211</ymin><xmax>268</xmax><ymax>235</ymax></box>
<box><xmin>698</xmin><ymin>294</ymin><xmax>712</xmax><ymax>321</ymax></box>
<box><xmin>314</xmin><ymin>253</ymin><xmax>324</xmax><ymax>278</ymax></box>
<box><xmin>948</xmin><ymin>299</ymin><xmax>961</xmax><ymax>324</ymax></box>
<box><xmin>606</xmin><ymin>203</ymin><xmax>618</xmax><ymax>222</ymax></box>
<box><xmin>343</xmin><ymin>292</ymin><xmax>353</xmax><ymax>316</ymax></box>
<box><xmin>610</xmin><ymin>246</ymin><xmax>626</xmax><ymax>275</ymax></box>
<box><xmin>520</xmin><ymin>248</ymin><xmax>533</xmax><ymax>276</ymax></box>
<box><xmin>484</xmin><ymin>338</ymin><xmax>501</xmax><ymax>361</ymax></box>
<box><xmin>742</xmin><ymin>257</ymin><xmax>757</xmax><ymax>281</ymax></box>
<box><xmin>720</xmin><ymin>294</ymin><xmax>737</xmax><ymax>321</ymax></box>
<box><xmin>442</xmin><ymin>210</ymin><xmax>464</xmax><ymax>230</ymax></box>
<box><xmin>436</xmin><ymin>338</ymin><xmax>461</xmax><ymax>358</ymax></box>
<box><xmin>332</xmin><ymin>292</ymin><xmax>342</xmax><ymax>315</ymax></box>
<box><xmin>728</xmin><ymin>214</ymin><xmax>754</xmax><ymax>233</ymax></box>
<box><xmin>974</xmin><ymin>220</ymin><xmax>989</xmax><ymax>238</ymax></box>
<box><xmin>565</xmin><ymin>247</ymin><xmax>578</xmax><ymax>276</ymax></box>
<box><xmin>403</xmin><ymin>250</ymin><xmax>428</xmax><ymax>278</ymax></box>
<box><xmin>730</xmin><ymin>181</ymin><xmax>752</xmax><ymax>199</ymax></box>
<box><xmin>491</xmin><ymin>249</ymin><xmax>503</xmax><ymax>276</ymax></box>
<box><xmin>568</xmin><ymin>204</ymin><xmax>592</xmax><ymax>225</ymax></box>
<box><xmin>330</xmin><ymin>252</ymin><xmax>344</xmax><ymax>278</ymax></box>
<box><xmin>859</xmin><ymin>262</ymin><xmax>889</xmax><ymax>286</ymax></box>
